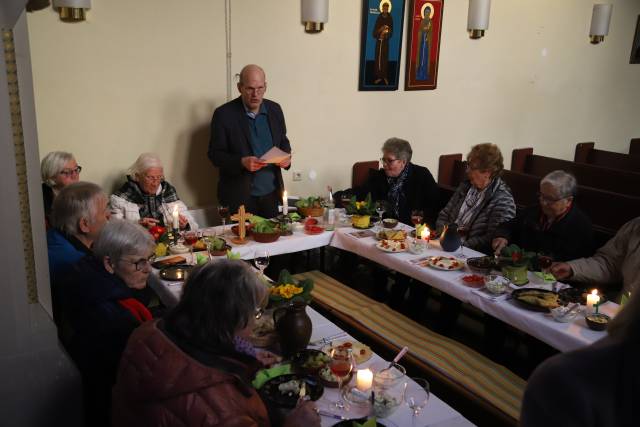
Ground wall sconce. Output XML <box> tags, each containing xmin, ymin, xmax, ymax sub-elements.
<box><xmin>301</xmin><ymin>0</ymin><xmax>328</xmax><ymax>33</ymax></box>
<box><xmin>589</xmin><ymin>4</ymin><xmax>613</xmax><ymax>44</ymax></box>
<box><xmin>52</xmin><ymin>0</ymin><xmax>91</xmax><ymax>22</ymax></box>
<box><xmin>467</xmin><ymin>0</ymin><xmax>491</xmax><ymax>39</ymax></box>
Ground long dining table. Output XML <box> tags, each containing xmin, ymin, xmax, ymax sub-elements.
<box><xmin>150</xmin><ymin>267</ymin><xmax>475</xmax><ymax>427</ymax></box>
<box><xmin>160</xmin><ymin>221</ymin><xmax>617</xmax><ymax>353</ymax></box>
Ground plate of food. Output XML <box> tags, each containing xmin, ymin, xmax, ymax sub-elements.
<box><xmin>375</xmin><ymin>229</ymin><xmax>407</xmax><ymax>241</ymax></box>
<box><xmin>152</xmin><ymin>255</ymin><xmax>186</xmax><ymax>269</ymax></box>
<box><xmin>460</xmin><ymin>274</ymin><xmax>485</xmax><ymax>288</ymax></box>
<box><xmin>424</xmin><ymin>256</ymin><xmax>464</xmax><ymax>271</ymax></box>
<box><xmin>322</xmin><ymin>340</ymin><xmax>373</xmax><ymax>364</ymax></box>
<box><xmin>558</xmin><ymin>287</ymin><xmax>607</xmax><ymax>306</ymax></box>
<box><xmin>260</xmin><ymin>374</ymin><xmax>323</xmax><ymax>409</ymax></box>
<box><xmin>375</xmin><ymin>239</ymin><xmax>407</xmax><ymax>253</ymax></box>
<box><xmin>512</xmin><ymin>288</ymin><xmax>560</xmax><ymax>312</ymax></box>
<box><xmin>290</xmin><ymin>349</ymin><xmax>331</xmax><ymax>375</ymax></box>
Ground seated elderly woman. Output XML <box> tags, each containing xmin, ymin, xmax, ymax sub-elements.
<box><xmin>492</xmin><ymin>170</ymin><xmax>594</xmax><ymax>262</ymax></box>
<box><xmin>41</xmin><ymin>151</ymin><xmax>82</xmax><ymax>224</ymax></box>
<box><xmin>551</xmin><ymin>216</ymin><xmax>640</xmax><ymax>297</ymax></box>
<box><xmin>47</xmin><ymin>182</ymin><xmax>111</xmax><ymax>310</ymax></box>
<box><xmin>112</xmin><ymin>260</ymin><xmax>320</xmax><ymax>427</ymax></box>
<box><xmin>436</xmin><ymin>143</ymin><xmax>516</xmax><ymax>254</ymax></box>
<box><xmin>338</xmin><ymin>137</ymin><xmax>439</xmax><ymax>225</ymax></box>
<box><xmin>59</xmin><ymin>219</ymin><xmax>157</xmax><ymax>427</ymax></box>
<box><xmin>110</xmin><ymin>153</ymin><xmax>197</xmax><ymax>229</ymax></box>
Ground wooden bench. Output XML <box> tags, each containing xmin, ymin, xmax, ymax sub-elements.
<box><xmin>574</xmin><ymin>141</ymin><xmax>640</xmax><ymax>172</ymax></box>
<box><xmin>512</xmin><ymin>148</ymin><xmax>640</xmax><ymax>197</ymax></box>
<box><xmin>294</xmin><ymin>270</ymin><xmax>526</xmax><ymax>427</ymax></box>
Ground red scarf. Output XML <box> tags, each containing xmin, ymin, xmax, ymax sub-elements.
<box><xmin>118</xmin><ymin>298</ymin><xmax>152</xmax><ymax>323</ymax></box>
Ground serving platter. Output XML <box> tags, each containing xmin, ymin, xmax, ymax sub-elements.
<box><xmin>375</xmin><ymin>240</ymin><xmax>407</xmax><ymax>253</ymax></box>
<box><xmin>512</xmin><ymin>288</ymin><xmax>560</xmax><ymax>312</ymax></box>
<box><xmin>424</xmin><ymin>256</ymin><xmax>464</xmax><ymax>271</ymax></box>
<box><xmin>260</xmin><ymin>374</ymin><xmax>323</xmax><ymax>409</ymax></box>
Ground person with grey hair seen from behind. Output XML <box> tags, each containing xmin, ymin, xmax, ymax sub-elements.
<box><xmin>110</xmin><ymin>152</ymin><xmax>197</xmax><ymax>230</ymax></box>
<box><xmin>112</xmin><ymin>260</ymin><xmax>320</xmax><ymax>427</ymax></box>
<box><xmin>60</xmin><ymin>218</ymin><xmax>157</xmax><ymax>427</ymax></box>
<box><xmin>208</xmin><ymin>64</ymin><xmax>292</xmax><ymax>218</ymax></box>
<box><xmin>41</xmin><ymin>151</ymin><xmax>82</xmax><ymax>225</ymax></box>
<box><xmin>492</xmin><ymin>170</ymin><xmax>594</xmax><ymax>262</ymax></box>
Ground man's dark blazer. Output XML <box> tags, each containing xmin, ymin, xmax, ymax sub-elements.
<box><xmin>208</xmin><ymin>96</ymin><xmax>291</xmax><ymax>212</ymax></box>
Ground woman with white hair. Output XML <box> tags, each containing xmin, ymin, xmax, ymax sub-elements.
<box><xmin>492</xmin><ymin>170</ymin><xmax>594</xmax><ymax>261</ymax></box>
<box><xmin>41</xmin><ymin>151</ymin><xmax>82</xmax><ymax>224</ymax></box>
<box><xmin>60</xmin><ymin>218</ymin><xmax>157</xmax><ymax>427</ymax></box>
<box><xmin>110</xmin><ymin>153</ymin><xmax>197</xmax><ymax>229</ymax></box>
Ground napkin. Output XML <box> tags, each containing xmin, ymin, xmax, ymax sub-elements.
<box><xmin>252</xmin><ymin>363</ymin><xmax>292</xmax><ymax>389</ymax></box>
<box><xmin>532</xmin><ymin>271</ymin><xmax>556</xmax><ymax>282</ymax></box>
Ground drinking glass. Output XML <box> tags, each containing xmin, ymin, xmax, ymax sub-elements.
<box><xmin>404</xmin><ymin>377</ymin><xmax>430</xmax><ymax>426</ymax></box>
<box><xmin>457</xmin><ymin>226</ymin><xmax>469</xmax><ymax>259</ymax></box>
<box><xmin>375</xmin><ymin>200</ymin><xmax>386</xmax><ymax>230</ymax></box>
<box><xmin>253</xmin><ymin>249</ymin><xmax>270</xmax><ymax>278</ymax></box>
<box><xmin>330</xmin><ymin>347</ymin><xmax>355</xmax><ymax>410</ymax></box>
<box><xmin>218</xmin><ymin>205</ymin><xmax>229</xmax><ymax>233</ymax></box>
<box><xmin>538</xmin><ymin>253</ymin><xmax>556</xmax><ymax>290</ymax></box>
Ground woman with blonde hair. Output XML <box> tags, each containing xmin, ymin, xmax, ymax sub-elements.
<box><xmin>110</xmin><ymin>153</ymin><xmax>197</xmax><ymax>229</ymax></box>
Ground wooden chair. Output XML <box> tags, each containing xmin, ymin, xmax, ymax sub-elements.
<box><xmin>351</xmin><ymin>160</ymin><xmax>379</xmax><ymax>188</ymax></box>
<box><xmin>574</xmin><ymin>142</ymin><xmax>640</xmax><ymax>173</ymax></box>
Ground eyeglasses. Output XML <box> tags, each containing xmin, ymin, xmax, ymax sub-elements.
<box><xmin>60</xmin><ymin>166</ymin><xmax>82</xmax><ymax>176</ymax></box>
<box><xmin>254</xmin><ymin>306</ymin><xmax>264</xmax><ymax>320</ymax></box>
<box><xmin>120</xmin><ymin>256</ymin><xmax>154</xmax><ymax>271</ymax></box>
<box><xmin>537</xmin><ymin>192</ymin><xmax>569</xmax><ymax>204</ymax></box>
<box><xmin>380</xmin><ymin>157</ymin><xmax>401</xmax><ymax>165</ymax></box>
<box><xmin>143</xmin><ymin>174</ymin><xmax>164</xmax><ymax>183</ymax></box>
<box><xmin>242</xmin><ymin>86</ymin><xmax>265</xmax><ymax>95</ymax></box>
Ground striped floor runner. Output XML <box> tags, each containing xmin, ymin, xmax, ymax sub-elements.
<box><xmin>294</xmin><ymin>270</ymin><xmax>525</xmax><ymax>421</ymax></box>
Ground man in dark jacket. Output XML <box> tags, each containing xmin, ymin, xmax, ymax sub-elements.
<box><xmin>208</xmin><ymin>64</ymin><xmax>291</xmax><ymax>218</ymax></box>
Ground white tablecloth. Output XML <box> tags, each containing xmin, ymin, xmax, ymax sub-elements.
<box><xmin>329</xmin><ymin>226</ymin><xmax>618</xmax><ymax>352</ymax></box>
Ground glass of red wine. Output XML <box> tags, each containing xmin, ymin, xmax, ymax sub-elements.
<box><xmin>330</xmin><ymin>347</ymin><xmax>355</xmax><ymax>410</ymax></box>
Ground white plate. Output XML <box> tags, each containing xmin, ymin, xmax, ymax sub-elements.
<box><xmin>424</xmin><ymin>256</ymin><xmax>465</xmax><ymax>271</ymax></box>
<box><xmin>375</xmin><ymin>240</ymin><xmax>408</xmax><ymax>253</ymax></box>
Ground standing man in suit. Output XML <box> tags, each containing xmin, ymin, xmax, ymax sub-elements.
<box><xmin>208</xmin><ymin>64</ymin><xmax>292</xmax><ymax>218</ymax></box>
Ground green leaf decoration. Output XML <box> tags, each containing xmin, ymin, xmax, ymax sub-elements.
<box><xmin>226</xmin><ymin>250</ymin><xmax>241</xmax><ymax>260</ymax></box>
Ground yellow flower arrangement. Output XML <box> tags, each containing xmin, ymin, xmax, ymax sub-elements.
<box><xmin>270</xmin><ymin>283</ymin><xmax>304</xmax><ymax>300</ymax></box>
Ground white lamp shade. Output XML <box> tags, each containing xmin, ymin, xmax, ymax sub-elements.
<box><xmin>468</xmin><ymin>0</ymin><xmax>491</xmax><ymax>30</ymax></box>
<box><xmin>302</xmin><ymin>0</ymin><xmax>328</xmax><ymax>24</ymax></box>
<box><xmin>590</xmin><ymin>4</ymin><xmax>613</xmax><ymax>36</ymax></box>
<box><xmin>53</xmin><ymin>0</ymin><xmax>91</xmax><ymax>8</ymax></box>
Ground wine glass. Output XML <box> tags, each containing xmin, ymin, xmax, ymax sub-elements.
<box><xmin>253</xmin><ymin>249</ymin><xmax>270</xmax><ymax>278</ymax></box>
<box><xmin>538</xmin><ymin>253</ymin><xmax>556</xmax><ymax>291</ymax></box>
<box><xmin>411</xmin><ymin>210</ymin><xmax>423</xmax><ymax>239</ymax></box>
<box><xmin>404</xmin><ymin>378</ymin><xmax>430</xmax><ymax>426</ymax></box>
<box><xmin>457</xmin><ymin>226</ymin><xmax>469</xmax><ymax>259</ymax></box>
<box><xmin>375</xmin><ymin>200</ymin><xmax>386</xmax><ymax>230</ymax></box>
<box><xmin>217</xmin><ymin>205</ymin><xmax>229</xmax><ymax>234</ymax></box>
<box><xmin>330</xmin><ymin>347</ymin><xmax>355</xmax><ymax>410</ymax></box>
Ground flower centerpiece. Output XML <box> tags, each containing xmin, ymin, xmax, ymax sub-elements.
<box><xmin>268</xmin><ymin>269</ymin><xmax>314</xmax><ymax>308</ymax></box>
<box><xmin>345</xmin><ymin>193</ymin><xmax>376</xmax><ymax>228</ymax></box>
<box><xmin>295</xmin><ymin>196</ymin><xmax>325</xmax><ymax>217</ymax></box>
<box><xmin>499</xmin><ymin>244</ymin><xmax>536</xmax><ymax>285</ymax></box>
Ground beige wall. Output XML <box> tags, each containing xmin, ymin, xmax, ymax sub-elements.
<box><xmin>27</xmin><ymin>0</ymin><xmax>640</xmax><ymax>209</ymax></box>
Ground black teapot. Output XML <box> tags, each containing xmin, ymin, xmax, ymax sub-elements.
<box><xmin>440</xmin><ymin>223</ymin><xmax>462</xmax><ymax>252</ymax></box>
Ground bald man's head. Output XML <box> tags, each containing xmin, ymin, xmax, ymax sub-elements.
<box><xmin>238</xmin><ymin>64</ymin><xmax>267</xmax><ymax>113</ymax></box>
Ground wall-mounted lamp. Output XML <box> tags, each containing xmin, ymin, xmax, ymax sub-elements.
<box><xmin>589</xmin><ymin>4</ymin><xmax>613</xmax><ymax>44</ymax></box>
<box><xmin>467</xmin><ymin>0</ymin><xmax>491</xmax><ymax>39</ymax></box>
<box><xmin>52</xmin><ymin>0</ymin><xmax>91</xmax><ymax>22</ymax></box>
<box><xmin>301</xmin><ymin>0</ymin><xmax>328</xmax><ymax>34</ymax></box>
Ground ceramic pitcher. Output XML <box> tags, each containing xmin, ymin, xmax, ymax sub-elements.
<box><xmin>273</xmin><ymin>299</ymin><xmax>312</xmax><ymax>357</ymax></box>
<box><xmin>440</xmin><ymin>223</ymin><xmax>462</xmax><ymax>252</ymax></box>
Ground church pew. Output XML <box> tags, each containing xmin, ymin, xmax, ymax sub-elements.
<box><xmin>511</xmin><ymin>148</ymin><xmax>640</xmax><ymax>197</ymax></box>
<box><xmin>574</xmin><ymin>141</ymin><xmax>640</xmax><ymax>173</ymax></box>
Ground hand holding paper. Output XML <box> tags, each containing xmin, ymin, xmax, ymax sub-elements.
<box><xmin>260</xmin><ymin>146</ymin><xmax>291</xmax><ymax>165</ymax></box>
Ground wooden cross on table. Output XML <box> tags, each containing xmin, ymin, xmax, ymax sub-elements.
<box><xmin>230</xmin><ymin>205</ymin><xmax>252</xmax><ymax>244</ymax></box>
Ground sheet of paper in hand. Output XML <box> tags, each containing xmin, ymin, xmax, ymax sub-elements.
<box><xmin>260</xmin><ymin>146</ymin><xmax>291</xmax><ymax>164</ymax></box>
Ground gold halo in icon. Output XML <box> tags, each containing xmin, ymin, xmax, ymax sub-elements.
<box><xmin>380</xmin><ymin>0</ymin><xmax>392</xmax><ymax>13</ymax></box>
<box><xmin>421</xmin><ymin>2</ymin><xmax>435</xmax><ymax>19</ymax></box>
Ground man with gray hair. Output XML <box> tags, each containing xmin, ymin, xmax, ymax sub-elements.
<box><xmin>47</xmin><ymin>181</ymin><xmax>111</xmax><ymax>316</ymax></box>
<box><xmin>208</xmin><ymin>64</ymin><xmax>292</xmax><ymax>218</ymax></box>
<box><xmin>492</xmin><ymin>170</ymin><xmax>593</xmax><ymax>261</ymax></box>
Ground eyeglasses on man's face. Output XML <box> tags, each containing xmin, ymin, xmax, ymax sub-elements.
<box><xmin>537</xmin><ymin>192</ymin><xmax>569</xmax><ymax>204</ymax></box>
<box><xmin>143</xmin><ymin>174</ymin><xmax>164</xmax><ymax>183</ymax></box>
<box><xmin>242</xmin><ymin>85</ymin><xmax>266</xmax><ymax>95</ymax></box>
<box><xmin>380</xmin><ymin>157</ymin><xmax>401</xmax><ymax>165</ymax></box>
<box><xmin>120</xmin><ymin>255</ymin><xmax>154</xmax><ymax>272</ymax></box>
<box><xmin>60</xmin><ymin>166</ymin><xmax>82</xmax><ymax>176</ymax></box>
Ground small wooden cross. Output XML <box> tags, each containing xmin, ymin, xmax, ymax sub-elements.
<box><xmin>230</xmin><ymin>205</ymin><xmax>252</xmax><ymax>244</ymax></box>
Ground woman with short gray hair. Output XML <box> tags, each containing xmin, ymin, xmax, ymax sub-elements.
<box><xmin>59</xmin><ymin>218</ymin><xmax>157</xmax><ymax>426</ymax></box>
<box><xmin>112</xmin><ymin>260</ymin><xmax>320</xmax><ymax>427</ymax></box>
<box><xmin>110</xmin><ymin>152</ymin><xmax>197</xmax><ymax>230</ymax></box>
<box><xmin>493</xmin><ymin>169</ymin><xmax>594</xmax><ymax>261</ymax></box>
<box><xmin>41</xmin><ymin>151</ymin><xmax>82</xmax><ymax>224</ymax></box>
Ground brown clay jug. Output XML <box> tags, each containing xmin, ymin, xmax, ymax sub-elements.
<box><xmin>273</xmin><ymin>299</ymin><xmax>312</xmax><ymax>357</ymax></box>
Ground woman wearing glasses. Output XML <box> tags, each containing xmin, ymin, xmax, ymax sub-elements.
<box><xmin>41</xmin><ymin>151</ymin><xmax>82</xmax><ymax>225</ymax></box>
<box><xmin>59</xmin><ymin>219</ymin><xmax>157</xmax><ymax>426</ymax></box>
<box><xmin>112</xmin><ymin>260</ymin><xmax>320</xmax><ymax>427</ymax></box>
<box><xmin>492</xmin><ymin>170</ymin><xmax>594</xmax><ymax>261</ymax></box>
<box><xmin>110</xmin><ymin>152</ymin><xmax>197</xmax><ymax>229</ymax></box>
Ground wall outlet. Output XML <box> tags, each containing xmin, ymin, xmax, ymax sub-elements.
<box><xmin>292</xmin><ymin>171</ymin><xmax>302</xmax><ymax>181</ymax></box>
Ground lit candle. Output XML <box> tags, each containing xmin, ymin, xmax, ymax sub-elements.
<box><xmin>586</xmin><ymin>289</ymin><xmax>600</xmax><ymax>313</ymax></box>
<box><xmin>172</xmin><ymin>206</ymin><xmax>180</xmax><ymax>230</ymax></box>
<box><xmin>421</xmin><ymin>226</ymin><xmax>430</xmax><ymax>242</ymax></box>
<box><xmin>282</xmin><ymin>190</ymin><xmax>288</xmax><ymax>216</ymax></box>
<box><xmin>356</xmin><ymin>368</ymin><xmax>373</xmax><ymax>392</ymax></box>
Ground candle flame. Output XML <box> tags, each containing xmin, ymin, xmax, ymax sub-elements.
<box><xmin>591</xmin><ymin>289</ymin><xmax>598</xmax><ymax>296</ymax></box>
<box><xmin>421</xmin><ymin>227</ymin><xmax>430</xmax><ymax>239</ymax></box>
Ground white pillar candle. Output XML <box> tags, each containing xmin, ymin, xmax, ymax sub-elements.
<box><xmin>283</xmin><ymin>190</ymin><xmax>288</xmax><ymax>216</ymax></box>
<box><xmin>421</xmin><ymin>227</ymin><xmax>430</xmax><ymax>242</ymax></box>
<box><xmin>356</xmin><ymin>369</ymin><xmax>373</xmax><ymax>392</ymax></box>
<box><xmin>586</xmin><ymin>289</ymin><xmax>600</xmax><ymax>313</ymax></box>
<box><xmin>172</xmin><ymin>206</ymin><xmax>180</xmax><ymax>229</ymax></box>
